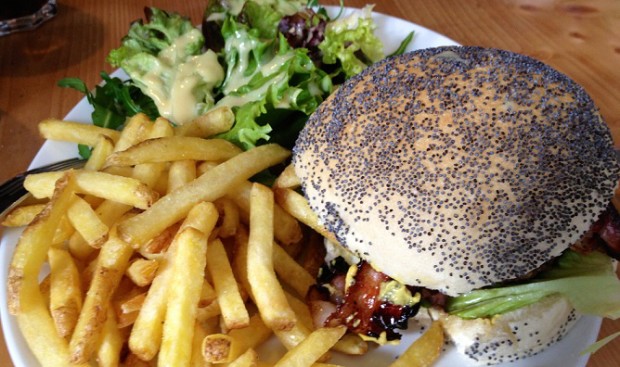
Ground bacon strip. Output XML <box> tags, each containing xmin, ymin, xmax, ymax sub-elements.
<box><xmin>312</xmin><ymin>260</ymin><xmax>419</xmax><ymax>341</ymax></box>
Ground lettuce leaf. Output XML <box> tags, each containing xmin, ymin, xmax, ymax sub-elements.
<box><xmin>318</xmin><ymin>5</ymin><xmax>384</xmax><ymax>78</ymax></box>
<box><xmin>107</xmin><ymin>8</ymin><xmax>198</xmax><ymax>67</ymax></box>
<box><xmin>446</xmin><ymin>250</ymin><xmax>620</xmax><ymax>319</ymax></box>
<box><xmin>216</xmin><ymin>16</ymin><xmax>332</xmax><ymax>149</ymax></box>
<box><xmin>107</xmin><ymin>8</ymin><xmax>225</xmax><ymax>126</ymax></box>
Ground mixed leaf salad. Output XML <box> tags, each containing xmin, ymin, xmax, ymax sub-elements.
<box><xmin>57</xmin><ymin>0</ymin><xmax>620</xmax><ymax>331</ymax></box>
<box><xmin>60</xmin><ymin>0</ymin><xmax>409</xmax><ymax>154</ymax></box>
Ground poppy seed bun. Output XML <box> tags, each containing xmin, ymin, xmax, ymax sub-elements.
<box><xmin>293</xmin><ymin>46</ymin><xmax>620</xmax><ymax>296</ymax></box>
<box><xmin>429</xmin><ymin>295</ymin><xmax>579</xmax><ymax>365</ymax></box>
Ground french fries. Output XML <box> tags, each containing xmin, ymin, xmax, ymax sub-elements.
<box><xmin>48</xmin><ymin>247</ymin><xmax>82</xmax><ymax>339</ymax></box>
<box><xmin>247</xmin><ymin>183</ymin><xmax>297</xmax><ymax>331</ymax></box>
<box><xmin>24</xmin><ymin>170</ymin><xmax>159</xmax><ymax>209</ymax></box>
<box><xmin>206</xmin><ymin>238</ymin><xmax>249</xmax><ymax>330</ymax></box>
<box><xmin>7</xmin><ymin>172</ymin><xmax>91</xmax><ymax>366</ymax></box>
<box><xmin>103</xmin><ymin>137</ymin><xmax>242</xmax><ymax>168</ymax></box>
<box><xmin>273</xmin><ymin>326</ymin><xmax>347</xmax><ymax>367</ymax></box>
<box><xmin>389</xmin><ymin>321</ymin><xmax>445</xmax><ymax>367</ymax></box>
<box><xmin>175</xmin><ymin>106</ymin><xmax>235</xmax><ymax>138</ymax></box>
<box><xmin>1</xmin><ymin>203</ymin><xmax>46</xmax><ymax>227</ymax></box>
<box><xmin>7</xmin><ymin>114</ymin><xmax>453</xmax><ymax>367</ymax></box>
<box><xmin>117</xmin><ymin>144</ymin><xmax>290</xmax><ymax>247</ymax></box>
<box><xmin>158</xmin><ymin>227</ymin><xmax>208</xmax><ymax>366</ymax></box>
<box><xmin>69</xmin><ymin>230</ymin><xmax>134</xmax><ymax>364</ymax></box>
<box><xmin>39</xmin><ymin>118</ymin><xmax>120</xmax><ymax>146</ymax></box>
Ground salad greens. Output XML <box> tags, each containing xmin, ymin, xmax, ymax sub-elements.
<box><xmin>65</xmin><ymin>0</ymin><xmax>413</xmax><ymax>151</ymax></box>
<box><xmin>106</xmin><ymin>8</ymin><xmax>200</xmax><ymax>65</ymax></box>
<box><xmin>319</xmin><ymin>5</ymin><xmax>384</xmax><ymax>78</ymax></box>
<box><xmin>57</xmin><ymin>72</ymin><xmax>159</xmax><ymax>158</ymax></box>
<box><xmin>446</xmin><ymin>249</ymin><xmax>620</xmax><ymax>319</ymax></box>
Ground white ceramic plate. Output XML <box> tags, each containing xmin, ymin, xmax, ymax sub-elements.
<box><xmin>0</xmin><ymin>6</ymin><xmax>602</xmax><ymax>367</ymax></box>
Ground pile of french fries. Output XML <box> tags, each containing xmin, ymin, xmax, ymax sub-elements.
<box><xmin>3</xmin><ymin>107</ymin><xmax>444</xmax><ymax>367</ymax></box>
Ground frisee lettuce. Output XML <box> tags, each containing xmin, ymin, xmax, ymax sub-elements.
<box><xmin>215</xmin><ymin>16</ymin><xmax>332</xmax><ymax>149</ymax></box>
<box><xmin>107</xmin><ymin>8</ymin><xmax>198</xmax><ymax>67</ymax></box>
<box><xmin>319</xmin><ymin>4</ymin><xmax>384</xmax><ymax>78</ymax></box>
<box><xmin>446</xmin><ymin>250</ymin><xmax>620</xmax><ymax>319</ymax></box>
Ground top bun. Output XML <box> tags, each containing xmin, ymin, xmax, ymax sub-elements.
<box><xmin>293</xmin><ymin>46</ymin><xmax>620</xmax><ymax>296</ymax></box>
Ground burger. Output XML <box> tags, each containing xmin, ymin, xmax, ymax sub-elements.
<box><xmin>292</xmin><ymin>46</ymin><xmax>620</xmax><ymax>364</ymax></box>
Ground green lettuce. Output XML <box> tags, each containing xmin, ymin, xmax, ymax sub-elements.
<box><xmin>216</xmin><ymin>16</ymin><xmax>332</xmax><ymax>149</ymax></box>
<box><xmin>319</xmin><ymin>5</ymin><xmax>384</xmax><ymax>78</ymax></box>
<box><xmin>107</xmin><ymin>8</ymin><xmax>198</xmax><ymax>67</ymax></box>
<box><xmin>106</xmin><ymin>8</ymin><xmax>225</xmax><ymax>126</ymax></box>
<box><xmin>447</xmin><ymin>250</ymin><xmax>620</xmax><ymax>319</ymax></box>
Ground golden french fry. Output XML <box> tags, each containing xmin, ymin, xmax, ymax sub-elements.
<box><xmin>8</xmin><ymin>172</ymin><xmax>76</xmax><ymax>314</ymax></box>
<box><xmin>119</xmin><ymin>292</ymin><xmax>147</xmax><ymax>315</ymax></box>
<box><xmin>274</xmin><ymin>188</ymin><xmax>340</xmax><ymax>245</ymax></box>
<box><xmin>129</xmin><ymin>202</ymin><xmax>218</xmax><ymax>361</ymax></box>
<box><xmin>118</xmin><ymin>144</ymin><xmax>290</xmax><ymax>247</ymax></box>
<box><xmin>274</xmin><ymin>320</ymin><xmax>313</xmax><ymax>352</ymax></box>
<box><xmin>128</xmin><ymin>117</ymin><xmax>174</xmax><ymax>189</ymax></box>
<box><xmin>104</xmin><ymin>137</ymin><xmax>242</xmax><ymax>168</ymax></box>
<box><xmin>159</xmin><ymin>227</ymin><xmax>209</xmax><ymax>366</ymax></box>
<box><xmin>126</xmin><ymin>258</ymin><xmax>159</xmax><ymax>287</ymax></box>
<box><xmin>115</xmin><ymin>291</ymin><xmax>145</xmax><ymax>329</ymax></box>
<box><xmin>198</xmin><ymin>279</ymin><xmax>217</xmax><ymax>307</ymax></box>
<box><xmin>48</xmin><ymin>247</ymin><xmax>83</xmax><ymax>339</ymax></box>
<box><xmin>69</xmin><ymin>231</ymin><xmax>134</xmax><ymax>364</ymax></box>
<box><xmin>274</xmin><ymin>163</ymin><xmax>301</xmax><ymax>190</ymax></box>
<box><xmin>39</xmin><ymin>119</ymin><xmax>120</xmax><ymax>146</ymax></box>
<box><xmin>273</xmin><ymin>326</ymin><xmax>347</xmax><ymax>367</ymax></box>
<box><xmin>191</xmin><ymin>322</ymin><xmax>213</xmax><ymax>367</ymax></box>
<box><xmin>202</xmin><ymin>334</ymin><xmax>235</xmax><ymax>363</ymax></box>
<box><xmin>202</xmin><ymin>313</ymin><xmax>272</xmax><ymax>363</ymax></box>
<box><xmin>228</xmin><ymin>181</ymin><xmax>303</xmax><ymax>246</ymax></box>
<box><xmin>196</xmin><ymin>161</ymin><xmax>219</xmax><ymax>176</ymax></box>
<box><xmin>196</xmin><ymin>300</ymin><xmax>222</xmax><ymax>323</ymax></box>
<box><xmin>247</xmin><ymin>183</ymin><xmax>296</xmax><ymax>331</ymax></box>
<box><xmin>23</xmin><ymin>172</ymin><xmax>63</xmax><ymax>198</ymax></box>
<box><xmin>96</xmin><ymin>306</ymin><xmax>124</xmax><ymax>367</ymax></box>
<box><xmin>84</xmin><ymin>135</ymin><xmax>115</xmax><ymax>171</ymax></box>
<box><xmin>1</xmin><ymin>203</ymin><xmax>46</xmax><ymax>227</ymax></box>
<box><xmin>215</xmin><ymin>197</ymin><xmax>239</xmax><ymax>238</ymax></box>
<box><xmin>8</xmin><ymin>172</ymin><xmax>90</xmax><ymax>366</ymax></box>
<box><xmin>24</xmin><ymin>170</ymin><xmax>159</xmax><ymax>209</ymax></box>
<box><xmin>113</xmin><ymin>113</ymin><xmax>153</xmax><ymax>152</ymax></box>
<box><xmin>168</xmin><ymin>159</ymin><xmax>197</xmax><ymax>193</ymax></box>
<box><xmin>124</xmin><ymin>353</ymin><xmax>154</xmax><ymax>367</ymax></box>
<box><xmin>388</xmin><ymin>321</ymin><xmax>444</xmax><ymax>367</ymax></box>
<box><xmin>67</xmin><ymin>194</ymin><xmax>109</xmax><ymax>248</ymax></box>
<box><xmin>53</xmin><ymin>215</ymin><xmax>75</xmax><ymax>245</ymax></box>
<box><xmin>231</xmin><ymin>225</ymin><xmax>252</xmax><ymax>295</ymax></box>
<box><xmin>139</xmin><ymin>222</ymin><xmax>179</xmax><ymax>256</ymax></box>
<box><xmin>228</xmin><ymin>348</ymin><xmax>259</xmax><ymax>367</ymax></box>
<box><xmin>76</xmin><ymin>171</ymin><xmax>159</xmax><ymax>209</ymax></box>
<box><xmin>175</xmin><ymin>106</ymin><xmax>235</xmax><ymax>138</ymax></box>
<box><xmin>69</xmin><ymin>200</ymin><xmax>133</xmax><ymax>260</ymax></box>
<box><xmin>226</xmin><ymin>313</ymin><xmax>273</xmax><ymax>356</ymax></box>
<box><xmin>273</xmin><ymin>243</ymin><xmax>315</xmax><ymax>298</ymax></box>
<box><xmin>207</xmin><ymin>238</ymin><xmax>249</xmax><ymax>330</ymax></box>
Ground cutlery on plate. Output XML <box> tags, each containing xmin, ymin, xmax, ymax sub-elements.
<box><xmin>0</xmin><ymin>158</ymin><xmax>86</xmax><ymax>221</ymax></box>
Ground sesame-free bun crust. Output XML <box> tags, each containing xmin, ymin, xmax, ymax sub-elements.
<box><xmin>293</xmin><ymin>46</ymin><xmax>620</xmax><ymax>296</ymax></box>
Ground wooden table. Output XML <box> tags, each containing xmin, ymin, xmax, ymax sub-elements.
<box><xmin>0</xmin><ymin>0</ymin><xmax>618</xmax><ymax>366</ymax></box>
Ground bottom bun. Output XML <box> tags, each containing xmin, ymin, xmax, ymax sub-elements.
<box><xmin>429</xmin><ymin>295</ymin><xmax>580</xmax><ymax>365</ymax></box>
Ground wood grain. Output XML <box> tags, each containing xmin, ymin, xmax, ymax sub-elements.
<box><xmin>0</xmin><ymin>0</ymin><xmax>619</xmax><ymax>366</ymax></box>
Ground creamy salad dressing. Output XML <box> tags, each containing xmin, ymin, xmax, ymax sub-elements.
<box><xmin>140</xmin><ymin>29</ymin><xmax>224</xmax><ymax>125</ymax></box>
